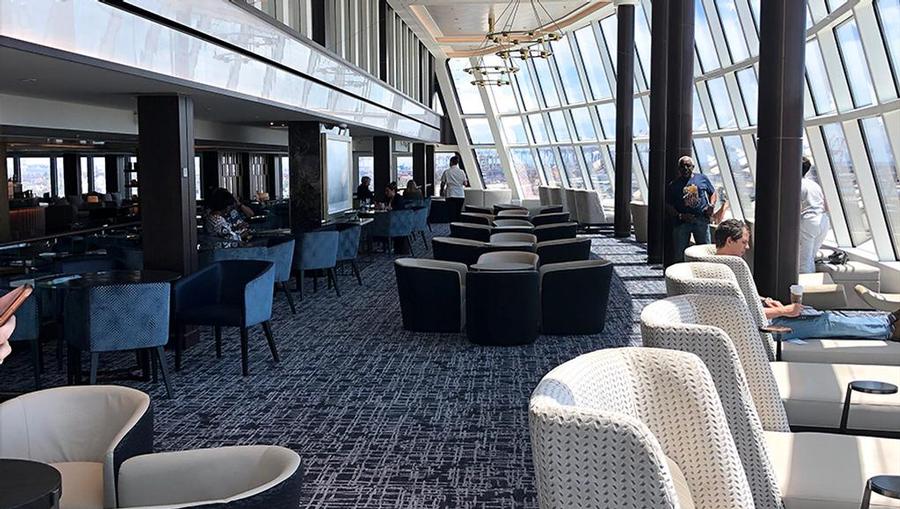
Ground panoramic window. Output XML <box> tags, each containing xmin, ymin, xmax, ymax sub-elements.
<box><xmin>693</xmin><ymin>138</ymin><xmax>729</xmax><ymax>208</ymax></box>
<box><xmin>473</xmin><ymin>148</ymin><xmax>508</xmax><ymax>189</ymax></box>
<box><xmin>581</xmin><ymin>145</ymin><xmax>614</xmax><ymax>200</ymax></box>
<box><xmin>533</xmin><ymin>57</ymin><xmax>561</xmax><ymax>107</ymax></box>
<box><xmin>280</xmin><ymin>156</ymin><xmax>290</xmax><ymax>199</ymax></box>
<box><xmin>736</xmin><ymin>67</ymin><xmax>759</xmax><ymax>125</ymax></box>
<box><xmin>465</xmin><ymin>118</ymin><xmax>494</xmax><ymax>145</ymax></box>
<box><xmin>859</xmin><ymin>116</ymin><xmax>900</xmax><ymax>257</ymax></box>
<box><xmin>528</xmin><ymin>114</ymin><xmax>550</xmax><ymax>144</ymax></box>
<box><xmin>550</xmin><ymin>36</ymin><xmax>585</xmax><ymax>104</ymax></box>
<box><xmin>715</xmin><ymin>0</ymin><xmax>751</xmax><ymax>63</ymax></box>
<box><xmin>599</xmin><ymin>16</ymin><xmax>618</xmax><ymax>72</ymax></box>
<box><xmin>396</xmin><ymin>156</ymin><xmax>413</xmax><ymax>188</ymax></box>
<box><xmin>537</xmin><ymin>147</ymin><xmax>565</xmax><ymax>187</ymax></box>
<box><xmin>573</xmin><ymin>26</ymin><xmax>612</xmax><ymax>100</ymax></box>
<box><xmin>695</xmin><ymin>0</ymin><xmax>722</xmax><ymax>72</ymax></box>
<box><xmin>19</xmin><ymin>157</ymin><xmax>51</xmax><ymax>197</ymax></box>
<box><xmin>634</xmin><ymin>5</ymin><xmax>653</xmax><ymax>88</ymax></box>
<box><xmin>721</xmin><ymin>136</ymin><xmax>755</xmax><ymax>218</ymax></box>
<box><xmin>596</xmin><ymin>103</ymin><xmax>616</xmax><ymax>139</ymax></box>
<box><xmin>570</xmin><ymin>107</ymin><xmax>596</xmax><ymax>141</ymax></box>
<box><xmin>80</xmin><ymin>157</ymin><xmax>89</xmax><ymax>193</ymax></box>
<box><xmin>805</xmin><ymin>39</ymin><xmax>837</xmax><ymax>115</ymax></box>
<box><xmin>876</xmin><ymin>0</ymin><xmax>900</xmax><ymax>90</ymax></box>
<box><xmin>633</xmin><ymin>98</ymin><xmax>649</xmax><ymax>137</ymax></box>
<box><xmin>448</xmin><ymin>58</ymin><xmax>485</xmax><ymax>115</ymax></box>
<box><xmin>822</xmin><ymin>122</ymin><xmax>872</xmax><ymax>245</ymax></box>
<box><xmin>707</xmin><ymin>77</ymin><xmax>737</xmax><ymax>129</ymax></box>
<box><xmin>548</xmin><ymin>110</ymin><xmax>571</xmax><ymax>142</ymax></box>
<box><xmin>693</xmin><ymin>86</ymin><xmax>708</xmax><ymax>132</ymax></box>
<box><xmin>514</xmin><ymin>62</ymin><xmax>540</xmax><ymax>111</ymax></box>
<box><xmin>559</xmin><ymin>146</ymin><xmax>587</xmax><ymax>189</ymax></box>
<box><xmin>502</xmin><ymin>116</ymin><xmax>528</xmax><ymax>145</ymax></box>
<box><xmin>92</xmin><ymin>157</ymin><xmax>106</xmax><ymax>194</ymax></box>
<box><xmin>509</xmin><ymin>148</ymin><xmax>542</xmax><ymax>198</ymax></box>
<box><xmin>834</xmin><ymin>19</ymin><xmax>877</xmax><ymax>108</ymax></box>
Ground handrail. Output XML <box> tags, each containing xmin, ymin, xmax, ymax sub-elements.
<box><xmin>0</xmin><ymin>221</ymin><xmax>142</xmax><ymax>250</ymax></box>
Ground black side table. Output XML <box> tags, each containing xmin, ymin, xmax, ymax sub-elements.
<box><xmin>759</xmin><ymin>324</ymin><xmax>791</xmax><ymax>361</ymax></box>
<box><xmin>860</xmin><ymin>475</ymin><xmax>900</xmax><ymax>509</ymax></box>
<box><xmin>0</xmin><ymin>459</ymin><xmax>62</xmax><ymax>508</ymax></box>
<box><xmin>840</xmin><ymin>380</ymin><xmax>899</xmax><ymax>432</ymax></box>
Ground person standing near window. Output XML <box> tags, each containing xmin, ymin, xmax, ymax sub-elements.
<box><xmin>666</xmin><ymin>156</ymin><xmax>717</xmax><ymax>263</ymax></box>
<box><xmin>440</xmin><ymin>155</ymin><xmax>468</xmax><ymax>222</ymax></box>
<box><xmin>798</xmin><ymin>156</ymin><xmax>830</xmax><ymax>274</ymax></box>
<box><xmin>356</xmin><ymin>176</ymin><xmax>373</xmax><ymax>204</ymax></box>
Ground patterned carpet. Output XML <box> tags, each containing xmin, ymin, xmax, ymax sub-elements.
<box><xmin>0</xmin><ymin>226</ymin><xmax>665</xmax><ymax>508</ymax></box>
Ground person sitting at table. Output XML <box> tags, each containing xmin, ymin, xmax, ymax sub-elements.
<box><xmin>380</xmin><ymin>182</ymin><xmax>402</xmax><ymax>210</ymax></box>
<box><xmin>209</xmin><ymin>188</ymin><xmax>253</xmax><ymax>240</ymax></box>
<box><xmin>403</xmin><ymin>181</ymin><xmax>424</xmax><ymax>207</ymax></box>
<box><xmin>357</xmin><ymin>176</ymin><xmax>374</xmax><ymax>204</ymax></box>
<box><xmin>203</xmin><ymin>189</ymin><xmax>244</xmax><ymax>249</ymax></box>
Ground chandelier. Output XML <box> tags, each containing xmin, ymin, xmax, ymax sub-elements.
<box><xmin>467</xmin><ymin>0</ymin><xmax>564</xmax><ymax>87</ymax></box>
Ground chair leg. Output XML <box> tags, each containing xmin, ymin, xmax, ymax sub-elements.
<box><xmin>31</xmin><ymin>338</ymin><xmax>41</xmax><ymax>389</ymax></box>
<box><xmin>214</xmin><ymin>326</ymin><xmax>222</xmax><ymax>358</ymax></box>
<box><xmin>408</xmin><ymin>237</ymin><xmax>416</xmax><ymax>258</ymax></box>
<box><xmin>151</xmin><ymin>350</ymin><xmax>158</xmax><ymax>382</ymax></box>
<box><xmin>351</xmin><ymin>261</ymin><xmax>363</xmax><ymax>285</ymax></box>
<box><xmin>297</xmin><ymin>270</ymin><xmax>304</xmax><ymax>301</ymax></box>
<box><xmin>281</xmin><ymin>282</ymin><xmax>297</xmax><ymax>314</ymax></box>
<box><xmin>420</xmin><ymin>232</ymin><xmax>428</xmax><ymax>250</ymax></box>
<box><xmin>239</xmin><ymin>327</ymin><xmax>250</xmax><ymax>376</ymax></box>
<box><xmin>262</xmin><ymin>321</ymin><xmax>279</xmax><ymax>362</ymax></box>
<box><xmin>329</xmin><ymin>269</ymin><xmax>341</xmax><ymax>296</ymax></box>
<box><xmin>89</xmin><ymin>352</ymin><xmax>100</xmax><ymax>385</ymax></box>
<box><xmin>67</xmin><ymin>346</ymin><xmax>81</xmax><ymax>385</ymax></box>
<box><xmin>154</xmin><ymin>347</ymin><xmax>173</xmax><ymax>399</ymax></box>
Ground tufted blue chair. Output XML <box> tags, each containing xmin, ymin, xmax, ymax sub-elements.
<box><xmin>64</xmin><ymin>282</ymin><xmax>173</xmax><ymax>396</ymax></box>
<box><xmin>173</xmin><ymin>261</ymin><xmax>277</xmax><ymax>376</ymax></box>
<box><xmin>370</xmin><ymin>210</ymin><xmax>418</xmax><ymax>256</ymax></box>
<box><xmin>294</xmin><ymin>231</ymin><xmax>340</xmax><ymax>299</ymax></box>
<box><xmin>1</xmin><ymin>288</ymin><xmax>42</xmax><ymax>388</ymax></box>
<box><xmin>198</xmin><ymin>246</ymin><xmax>269</xmax><ymax>266</ymax></box>
<box><xmin>411</xmin><ymin>198</ymin><xmax>432</xmax><ymax>250</ymax></box>
<box><xmin>266</xmin><ymin>237</ymin><xmax>297</xmax><ymax>313</ymax></box>
<box><xmin>335</xmin><ymin>224</ymin><xmax>363</xmax><ymax>286</ymax></box>
<box><xmin>107</xmin><ymin>246</ymin><xmax>144</xmax><ymax>270</ymax></box>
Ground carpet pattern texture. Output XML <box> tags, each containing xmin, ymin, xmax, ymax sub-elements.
<box><xmin>0</xmin><ymin>226</ymin><xmax>665</xmax><ymax>508</ymax></box>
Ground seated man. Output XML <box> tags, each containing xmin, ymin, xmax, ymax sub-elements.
<box><xmin>714</xmin><ymin>219</ymin><xmax>899</xmax><ymax>341</ymax></box>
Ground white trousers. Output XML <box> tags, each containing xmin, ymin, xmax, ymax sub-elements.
<box><xmin>798</xmin><ymin>214</ymin><xmax>830</xmax><ymax>274</ymax></box>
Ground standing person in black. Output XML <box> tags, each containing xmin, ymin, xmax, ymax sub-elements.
<box><xmin>665</xmin><ymin>156</ymin><xmax>717</xmax><ymax>263</ymax></box>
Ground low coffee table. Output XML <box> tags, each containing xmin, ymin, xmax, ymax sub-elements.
<box><xmin>0</xmin><ymin>459</ymin><xmax>62</xmax><ymax>508</ymax></box>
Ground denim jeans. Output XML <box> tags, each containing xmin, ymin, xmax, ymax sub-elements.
<box><xmin>772</xmin><ymin>312</ymin><xmax>892</xmax><ymax>340</ymax></box>
<box><xmin>673</xmin><ymin>217</ymin><xmax>711</xmax><ymax>263</ymax></box>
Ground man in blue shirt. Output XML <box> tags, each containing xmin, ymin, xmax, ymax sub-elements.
<box><xmin>667</xmin><ymin>156</ymin><xmax>717</xmax><ymax>262</ymax></box>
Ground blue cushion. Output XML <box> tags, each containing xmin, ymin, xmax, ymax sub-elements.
<box><xmin>173</xmin><ymin>260</ymin><xmax>274</xmax><ymax>328</ymax></box>
<box><xmin>295</xmin><ymin>231</ymin><xmax>338</xmax><ymax>271</ymax></box>
<box><xmin>65</xmin><ymin>282</ymin><xmax>171</xmax><ymax>352</ymax></box>
<box><xmin>266</xmin><ymin>238</ymin><xmax>295</xmax><ymax>283</ymax></box>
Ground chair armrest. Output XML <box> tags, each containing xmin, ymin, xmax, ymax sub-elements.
<box><xmin>243</xmin><ymin>264</ymin><xmax>275</xmax><ymax>326</ymax></box>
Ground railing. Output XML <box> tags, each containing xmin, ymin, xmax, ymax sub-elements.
<box><xmin>0</xmin><ymin>222</ymin><xmax>142</xmax><ymax>251</ymax></box>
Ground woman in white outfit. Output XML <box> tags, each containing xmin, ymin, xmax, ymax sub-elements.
<box><xmin>798</xmin><ymin>156</ymin><xmax>830</xmax><ymax>274</ymax></box>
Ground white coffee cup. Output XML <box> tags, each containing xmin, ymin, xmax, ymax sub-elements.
<box><xmin>790</xmin><ymin>284</ymin><xmax>804</xmax><ymax>304</ymax></box>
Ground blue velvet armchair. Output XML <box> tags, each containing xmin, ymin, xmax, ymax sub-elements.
<box><xmin>64</xmin><ymin>282</ymin><xmax>173</xmax><ymax>396</ymax></box>
<box><xmin>335</xmin><ymin>224</ymin><xmax>363</xmax><ymax>286</ymax></box>
<box><xmin>294</xmin><ymin>231</ymin><xmax>340</xmax><ymax>299</ymax></box>
<box><xmin>1</xmin><ymin>288</ymin><xmax>41</xmax><ymax>388</ymax></box>
<box><xmin>411</xmin><ymin>198</ymin><xmax>431</xmax><ymax>250</ymax></box>
<box><xmin>266</xmin><ymin>237</ymin><xmax>297</xmax><ymax>313</ymax></box>
<box><xmin>370</xmin><ymin>209</ymin><xmax>417</xmax><ymax>255</ymax></box>
<box><xmin>173</xmin><ymin>261</ymin><xmax>278</xmax><ymax>376</ymax></box>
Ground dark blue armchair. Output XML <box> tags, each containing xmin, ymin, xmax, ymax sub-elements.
<box><xmin>64</xmin><ymin>282</ymin><xmax>173</xmax><ymax>396</ymax></box>
<box><xmin>294</xmin><ymin>231</ymin><xmax>340</xmax><ymax>299</ymax></box>
<box><xmin>1</xmin><ymin>288</ymin><xmax>41</xmax><ymax>388</ymax></box>
<box><xmin>173</xmin><ymin>261</ymin><xmax>277</xmax><ymax>376</ymax></box>
<box><xmin>370</xmin><ymin>210</ymin><xmax>417</xmax><ymax>256</ymax></box>
<box><xmin>266</xmin><ymin>237</ymin><xmax>297</xmax><ymax>313</ymax></box>
<box><xmin>335</xmin><ymin>224</ymin><xmax>363</xmax><ymax>286</ymax></box>
<box><xmin>411</xmin><ymin>198</ymin><xmax>431</xmax><ymax>251</ymax></box>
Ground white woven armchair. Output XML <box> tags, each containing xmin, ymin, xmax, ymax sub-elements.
<box><xmin>530</xmin><ymin>347</ymin><xmax>756</xmax><ymax>508</ymax></box>
<box><xmin>682</xmin><ymin>245</ymin><xmax>900</xmax><ymax>366</ymax></box>
<box><xmin>0</xmin><ymin>385</ymin><xmax>152</xmax><ymax>509</ymax></box>
<box><xmin>642</xmin><ymin>295</ymin><xmax>900</xmax><ymax>509</ymax></box>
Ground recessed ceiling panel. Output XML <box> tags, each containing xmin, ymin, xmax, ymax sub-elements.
<box><xmin>423</xmin><ymin>2</ymin><xmax>587</xmax><ymax>37</ymax></box>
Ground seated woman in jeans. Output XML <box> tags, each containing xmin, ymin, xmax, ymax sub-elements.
<box><xmin>666</xmin><ymin>156</ymin><xmax>717</xmax><ymax>263</ymax></box>
<box><xmin>715</xmin><ymin>219</ymin><xmax>900</xmax><ymax>341</ymax></box>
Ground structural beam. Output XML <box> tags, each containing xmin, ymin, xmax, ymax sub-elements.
<box><xmin>663</xmin><ymin>0</ymin><xmax>695</xmax><ymax>266</ymax></box>
<box><xmin>373</xmin><ymin>136</ymin><xmax>393</xmax><ymax>200</ymax></box>
<box><xmin>614</xmin><ymin>0</ymin><xmax>636</xmax><ymax>238</ymax></box>
<box><xmin>0</xmin><ymin>145</ymin><xmax>10</xmax><ymax>242</ymax></box>
<box><xmin>753</xmin><ymin>0</ymin><xmax>808</xmax><ymax>302</ymax></box>
<box><xmin>646</xmin><ymin>0</ymin><xmax>669</xmax><ymax>263</ymax></box>
<box><xmin>288</xmin><ymin>121</ymin><xmax>324</xmax><ymax>232</ymax></box>
<box><xmin>425</xmin><ymin>145</ymin><xmax>435</xmax><ymax>197</ymax></box>
<box><xmin>62</xmin><ymin>153</ymin><xmax>81</xmax><ymax>197</ymax></box>
<box><xmin>137</xmin><ymin>95</ymin><xmax>198</xmax><ymax>275</ymax></box>
<box><xmin>412</xmin><ymin>142</ymin><xmax>426</xmax><ymax>192</ymax></box>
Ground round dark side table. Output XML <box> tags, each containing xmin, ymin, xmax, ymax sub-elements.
<box><xmin>840</xmin><ymin>380</ymin><xmax>899</xmax><ymax>432</ymax></box>
<box><xmin>860</xmin><ymin>475</ymin><xmax>900</xmax><ymax>508</ymax></box>
<box><xmin>0</xmin><ymin>459</ymin><xmax>62</xmax><ymax>509</ymax></box>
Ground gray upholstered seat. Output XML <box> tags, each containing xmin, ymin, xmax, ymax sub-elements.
<box><xmin>489</xmin><ymin>232</ymin><xmax>537</xmax><ymax>244</ymax></box>
<box><xmin>117</xmin><ymin>446</ymin><xmax>302</xmax><ymax>508</ymax></box>
<box><xmin>539</xmin><ymin>260</ymin><xmax>613</xmax><ymax>334</ymax></box>
<box><xmin>395</xmin><ymin>258</ymin><xmax>467</xmax><ymax>332</ymax></box>
<box><xmin>492</xmin><ymin>219</ymin><xmax>534</xmax><ymax>228</ymax></box>
<box><xmin>0</xmin><ymin>385</ymin><xmax>153</xmax><ymax>509</ymax></box>
<box><xmin>572</xmin><ymin>189</ymin><xmax>607</xmax><ymax>227</ymax></box>
<box><xmin>432</xmin><ymin>237</ymin><xmax>485</xmax><ymax>266</ymax></box>
<box><xmin>449</xmin><ymin>222</ymin><xmax>493</xmax><ymax>242</ymax></box>
<box><xmin>476</xmin><ymin>251</ymin><xmax>539</xmax><ymax>269</ymax></box>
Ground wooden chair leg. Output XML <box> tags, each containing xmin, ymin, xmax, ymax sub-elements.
<box><xmin>214</xmin><ymin>326</ymin><xmax>223</xmax><ymax>358</ymax></box>
<box><xmin>239</xmin><ymin>327</ymin><xmax>250</xmax><ymax>376</ymax></box>
<box><xmin>89</xmin><ymin>353</ymin><xmax>100</xmax><ymax>385</ymax></box>
<box><xmin>261</xmin><ymin>321</ymin><xmax>279</xmax><ymax>362</ymax></box>
<box><xmin>154</xmin><ymin>347</ymin><xmax>173</xmax><ymax>399</ymax></box>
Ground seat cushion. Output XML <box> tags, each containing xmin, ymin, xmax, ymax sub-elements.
<box><xmin>771</xmin><ymin>361</ymin><xmax>900</xmax><ymax>432</ymax></box>
<box><xmin>818</xmin><ymin>261</ymin><xmax>881</xmax><ymax>283</ymax></box>
<box><xmin>179</xmin><ymin>305</ymin><xmax>243</xmax><ymax>327</ymax></box>
<box><xmin>782</xmin><ymin>339</ymin><xmax>900</xmax><ymax>366</ymax></box>
<box><xmin>51</xmin><ymin>462</ymin><xmax>104</xmax><ymax>509</ymax></box>
<box><xmin>764</xmin><ymin>431</ymin><xmax>900</xmax><ymax>509</ymax></box>
<box><xmin>664</xmin><ymin>456</ymin><xmax>695</xmax><ymax>509</ymax></box>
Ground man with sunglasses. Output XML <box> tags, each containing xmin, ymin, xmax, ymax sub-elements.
<box><xmin>666</xmin><ymin>156</ymin><xmax>718</xmax><ymax>263</ymax></box>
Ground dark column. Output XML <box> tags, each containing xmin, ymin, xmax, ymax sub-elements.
<box><xmin>412</xmin><ymin>143</ymin><xmax>426</xmax><ymax>191</ymax></box>
<box><xmin>62</xmin><ymin>153</ymin><xmax>81</xmax><ymax>197</ymax></box>
<box><xmin>239</xmin><ymin>152</ymin><xmax>252</xmax><ymax>202</ymax></box>
<box><xmin>378</xmin><ymin>0</ymin><xmax>388</xmax><ymax>81</ymax></box>
<box><xmin>310</xmin><ymin>0</ymin><xmax>326</xmax><ymax>47</ymax></box>
<box><xmin>373</xmin><ymin>136</ymin><xmax>392</xmax><ymax>199</ymax></box>
<box><xmin>104</xmin><ymin>155</ymin><xmax>125</xmax><ymax>196</ymax></box>
<box><xmin>647</xmin><ymin>0</ymin><xmax>669</xmax><ymax>263</ymax></box>
<box><xmin>0</xmin><ymin>145</ymin><xmax>10</xmax><ymax>242</ymax></box>
<box><xmin>199</xmin><ymin>152</ymin><xmax>220</xmax><ymax>199</ymax></box>
<box><xmin>288</xmin><ymin>121</ymin><xmax>323</xmax><ymax>232</ymax></box>
<box><xmin>425</xmin><ymin>145</ymin><xmax>435</xmax><ymax>197</ymax></box>
<box><xmin>137</xmin><ymin>95</ymin><xmax>198</xmax><ymax>275</ymax></box>
<box><xmin>754</xmin><ymin>0</ymin><xmax>807</xmax><ymax>302</ymax></box>
<box><xmin>663</xmin><ymin>0</ymin><xmax>695</xmax><ymax>266</ymax></box>
<box><xmin>614</xmin><ymin>1</ymin><xmax>636</xmax><ymax>238</ymax></box>
<box><xmin>265</xmin><ymin>154</ymin><xmax>277</xmax><ymax>199</ymax></box>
